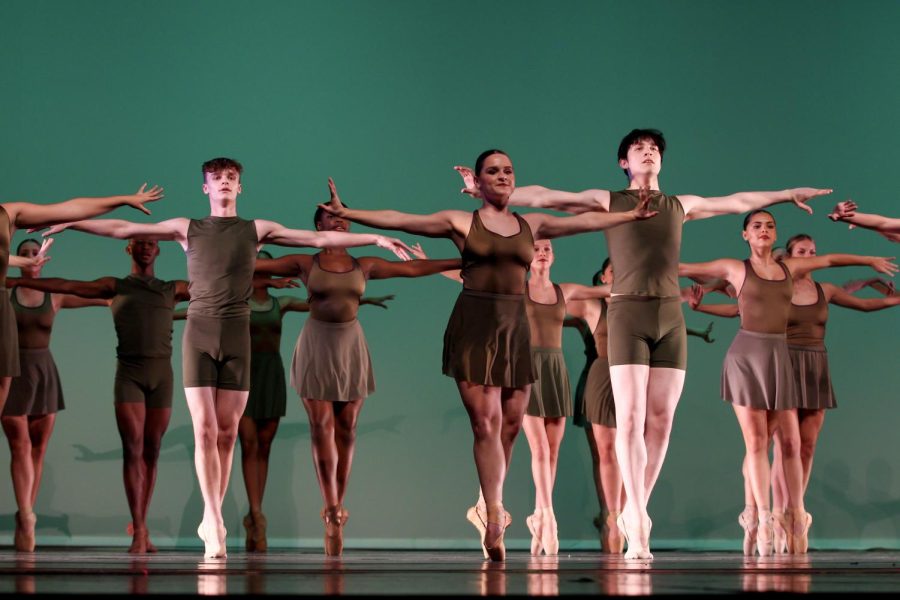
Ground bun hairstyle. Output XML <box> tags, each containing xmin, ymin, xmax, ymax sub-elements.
<box><xmin>592</xmin><ymin>257</ymin><xmax>612</xmax><ymax>286</ymax></box>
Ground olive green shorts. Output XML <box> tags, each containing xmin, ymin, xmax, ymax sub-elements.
<box><xmin>115</xmin><ymin>357</ymin><xmax>174</xmax><ymax>409</ymax></box>
<box><xmin>182</xmin><ymin>315</ymin><xmax>251</xmax><ymax>391</ymax></box>
<box><xmin>607</xmin><ymin>296</ymin><xmax>687</xmax><ymax>370</ymax></box>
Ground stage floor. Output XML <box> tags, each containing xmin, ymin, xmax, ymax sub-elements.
<box><xmin>1</xmin><ymin>549</ymin><xmax>898</xmax><ymax>595</ymax></box>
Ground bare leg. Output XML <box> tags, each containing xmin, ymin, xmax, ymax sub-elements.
<box><xmin>239</xmin><ymin>417</ymin><xmax>262</xmax><ymax>515</ymax></box>
<box><xmin>302</xmin><ymin>397</ymin><xmax>340</xmax><ymax>508</ymax></box>
<box><xmin>116</xmin><ymin>403</ymin><xmax>148</xmax><ymax>553</ymax></box>
<box><xmin>2</xmin><ymin>415</ymin><xmax>37</xmax><ymax>551</ymax></box>
<box><xmin>732</xmin><ymin>405</ymin><xmax>775</xmax><ymax>556</ymax></box>
<box><xmin>773</xmin><ymin>409</ymin><xmax>810</xmax><ymax>553</ymax></box>
<box><xmin>643</xmin><ymin>368</ymin><xmax>685</xmax><ymax>499</ymax></box>
<box><xmin>239</xmin><ymin>416</ymin><xmax>279</xmax><ymax>552</ymax></box>
<box><xmin>0</xmin><ymin>377</ymin><xmax>10</xmax><ymax>423</ymax></box>
<box><xmin>334</xmin><ymin>399</ymin><xmax>364</xmax><ymax>506</ymax></box>
<box><xmin>592</xmin><ymin>423</ymin><xmax>625</xmax><ymax>553</ymax></box>
<box><xmin>27</xmin><ymin>414</ymin><xmax>56</xmax><ymax>507</ymax></box>
<box><xmin>141</xmin><ymin>407</ymin><xmax>170</xmax><ymax>553</ymax></box>
<box><xmin>797</xmin><ymin>409</ymin><xmax>825</xmax><ymax>493</ymax></box>
<box><xmin>522</xmin><ymin>416</ymin><xmax>553</xmax><ymax>511</ymax></box>
<box><xmin>583</xmin><ymin>425</ymin><xmax>605</xmax><ymax>520</ymax></box>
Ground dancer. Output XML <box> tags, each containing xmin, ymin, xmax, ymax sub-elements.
<box><xmin>236</xmin><ymin>250</ymin><xmax>393</xmax><ymax>553</ymax></box>
<box><xmin>2</xmin><ymin>239</ymin><xmax>108</xmax><ymax>552</ymax></box>
<box><xmin>457</xmin><ymin>129</ymin><xmax>832</xmax><ymax>558</ymax></box>
<box><xmin>320</xmin><ymin>150</ymin><xmax>656</xmax><ymax>561</ymax></box>
<box><xmin>830</xmin><ymin>201</ymin><xmax>900</xmax><ymax>242</ymax></box>
<box><xmin>40</xmin><ymin>158</ymin><xmax>412</xmax><ymax>558</ymax></box>
<box><xmin>1</xmin><ymin>185</ymin><xmax>163</xmax><ymax>422</ymax></box>
<box><xmin>253</xmin><ymin>205</ymin><xmax>462</xmax><ymax>556</ymax></box>
<box><xmin>679</xmin><ymin>210</ymin><xmax>896</xmax><ymax>556</ymax></box>
<box><xmin>689</xmin><ymin>232</ymin><xmax>900</xmax><ymax>554</ymax></box>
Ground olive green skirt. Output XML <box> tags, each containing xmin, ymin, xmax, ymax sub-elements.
<box><xmin>246</xmin><ymin>351</ymin><xmax>287</xmax><ymax>419</ymax></box>
<box><xmin>571</xmin><ymin>356</ymin><xmax>595</xmax><ymax>428</ymax></box>
<box><xmin>3</xmin><ymin>348</ymin><xmax>64</xmax><ymax>416</ymax></box>
<box><xmin>526</xmin><ymin>347</ymin><xmax>572</xmax><ymax>418</ymax></box>
<box><xmin>0</xmin><ymin>289</ymin><xmax>19</xmax><ymax>378</ymax></box>
<box><xmin>788</xmin><ymin>345</ymin><xmax>836</xmax><ymax>410</ymax></box>
<box><xmin>583</xmin><ymin>357</ymin><xmax>616</xmax><ymax>428</ymax></box>
<box><xmin>291</xmin><ymin>317</ymin><xmax>374</xmax><ymax>402</ymax></box>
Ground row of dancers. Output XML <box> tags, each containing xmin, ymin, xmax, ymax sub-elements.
<box><xmin>1</xmin><ymin>130</ymin><xmax>897</xmax><ymax>560</ymax></box>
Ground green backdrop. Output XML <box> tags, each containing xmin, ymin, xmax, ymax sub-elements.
<box><xmin>2</xmin><ymin>0</ymin><xmax>897</xmax><ymax>550</ymax></box>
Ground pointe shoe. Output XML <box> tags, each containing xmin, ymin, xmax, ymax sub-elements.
<box><xmin>526</xmin><ymin>509</ymin><xmax>543</xmax><ymax>556</ymax></box>
<box><xmin>640</xmin><ymin>515</ymin><xmax>654</xmax><ymax>559</ymax></box>
<box><xmin>602</xmin><ymin>511</ymin><xmax>625</xmax><ymax>554</ymax></box>
<box><xmin>243</xmin><ymin>514</ymin><xmax>256</xmax><ymax>552</ymax></box>
<box><xmin>738</xmin><ymin>508</ymin><xmax>759</xmax><ymax>557</ymax></box>
<box><xmin>321</xmin><ymin>505</ymin><xmax>347</xmax><ymax>557</ymax></box>
<box><xmin>772</xmin><ymin>511</ymin><xmax>789</xmax><ymax>555</ymax></box>
<box><xmin>788</xmin><ymin>510</ymin><xmax>812</xmax><ymax>554</ymax></box>
<box><xmin>197</xmin><ymin>522</ymin><xmax>227</xmax><ymax>559</ymax></box>
<box><xmin>15</xmin><ymin>511</ymin><xmax>36</xmax><ymax>553</ymax></box>
<box><xmin>466</xmin><ymin>505</ymin><xmax>489</xmax><ymax>559</ymax></box>
<box><xmin>540</xmin><ymin>508</ymin><xmax>559</xmax><ymax>556</ymax></box>
<box><xmin>484</xmin><ymin>504</ymin><xmax>507</xmax><ymax>562</ymax></box>
<box><xmin>618</xmin><ymin>513</ymin><xmax>652</xmax><ymax>560</ymax></box>
<box><xmin>253</xmin><ymin>512</ymin><xmax>268</xmax><ymax>553</ymax></box>
<box><xmin>756</xmin><ymin>512</ymin><xmax>774</xmax><ymax>557</ymax></box>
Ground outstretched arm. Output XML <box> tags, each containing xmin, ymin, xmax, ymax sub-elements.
<box><xmin>523</xmin><ymin>191</ymin><xmax>657</xmax><ymax>240</ymax></box>
<box><xmin>4</xmin><ymin>184</ymin><xmax>164</xmax><ymax>229</ymax></box>
<box><xmin>842</xmin><ymin>277</ymin><xmax>895</xmax><ymax>296</ymax></box>
<box><xmin>783</xmin><ymin>254</ymin><xmax>898</xmax><ymax>279</ymax></box>
<box><xmin>360</xmin><ymin>256</ymin><xmax>462</xmax><ymax>280</ymax></box>
<box><xmin>687</xmin><ymin>283</ymin><xmax>740</xmax><ymax>318</ymax></box>
<box><xmin>680</xmin><ymin>187</ymin><xmax>832</xmax><ymax>221</ymax></box>
<box><xmin>453</xmin><ymin>166</ymin><xmax>610</xmax><ymax>214</ymax></box>
<box><xmin>559</xmin><ymin>282</ymin><xmax>612</xmax><ymax>302</ymax></box>
<box><xmin>42</xmin><ymin>217</ymin><xmax>188</xmax><ymax>245</ymax></box>
<box><xmin>6</xmin><ymin>276</ymin><xmax>117</xmax><ymax>299</ymax></box>
<box><xmin>58</xmin><ymin>294</ymin><xmax>109</xmax><ymax>309</ymax></box>
<box><xmin>255</xmin><ymin>219</ymin><xmax>413</xmax><ymax>260</ymax></box>
<box><xmin>278</xmin><ymin>296</ymin><xmax>312</xmax><ymax>314</ymax></box>
<box><xmin>830</xmin><ymin>201</ymin><xmax>900</xmax><ymax>236</ymax></box>
<box><xmin>823</xmin><ymin>282</ymin><xmax>900</xmax><ymax>312</ymax></box>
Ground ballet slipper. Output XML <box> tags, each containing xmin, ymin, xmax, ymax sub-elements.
<box><xmin>484</xmin><ymin>503</ymin><xmax>507</xmax><ymax>562</ymax></box>
<box><xmin>540</xmin><ymin>508</ymin><xmax>559</xmax><ymax>556</ymax></box>
<box><xmin>525</xmin><ymin>509</ymin><xmax>543</xmax><ymax>556</ymax></box>
<box><xmin>321</xmin><ymin>505</ymin><xmax>347</xmax><ymax>557</ymax></box>
<box><xmin>772</xmin><ymin>511</ymin><xmax>789</xmax><ymax>555</ymax></box>
<box><xmin>738</xmin><ymin>507</ymin><xmax>759</xmax><ymax>557</ymax></box>
<box><xmin>197</xmin><ymin>521</ymin><xmax>226</xmax><ymax>559</ymax></box>
<box><xmin>252</xmin><ymin>512</ymin><xmax>268</xmax><ymax>553</ymax></box>
<box><xmin>15</xmin><ymin>511</ymin><xmax>37</xmax><ymax>553</ymax></box>
<box><xmin>602</xmin><ymin>511</ymin><xmax>625</xmax><ymax>554</ymax></box>
<box><xmin>466</xmin><ymin>505</ymin><xmax>489</xmax><ymax>559</ymax></box>
<box><xmin>243</xmin><ymin>513</ymin><xmax>256</xmax><ymax>552</ymax></box>
<box><xmin>756</xmin><ymin>511</ymin><xmax>774</xmax><ymax>557</ymax></box>
<box><xmin>788</xmin><ymin>510</ymin><xmax>812</xmax><ymax>555</ymax></box>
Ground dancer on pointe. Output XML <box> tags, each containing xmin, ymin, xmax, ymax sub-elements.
<box><xmin>457</xmin><ymin>129</ymin><xmax>832</xmax><ymax>558</ymax></box>
<box><xmin>40</xmin><ymin>158</ymin><xmax>411</xmax><ymax>558</ymax></box>
<box><xmin>679</xmin><ymin>210</ymin><xmax>896</xmax><ymax>556</ymax></box>
<box><xmin>2</xmin><ymin>239</ymin><xmax>109</xmax><ymax>551</ymax></box>
<box><xmin>688</xmin><ymin>231</ymin><xmax>900</xmax><ymax>554</ymax></box>
<box><xmin>319</xmin><ymin>150</ymin><xmax>656</xmax><ymax>561</ymax></box>
<box><xmin>253</xmin><ymin>203</ymin><xmax>461</xmax><ymax>556</ymax></box>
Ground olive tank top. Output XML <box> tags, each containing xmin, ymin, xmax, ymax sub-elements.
<box><xmin>110</xmin><ymin>275</ymin><xmax>176</xmax><ymax>359</ymax></box>
<box><xmin>186</xmin><ymin>216</ymin><xmax>258</xmax><ymax>318</ymax></box>
<box><xmin>786</xmin><ymin>282</ymin><xmax>828</xmax><ymax>347</ymax></box>
<box><xmin>604</xmin><ymin>190</ymin><xmax>684</xmax><ymax>297</ymax></box>
<box><xmin>307</xmin><ymin>254</ymin><xmax>366</xmax><ymax>323</ymax></box>
<box><xmin>525</xmin><ymin>283</ymin><xmax>565</xmax><ymax>348</ymax></box>
<box><xmin>737</xmin><ymin>259</ymin><xmax>793</xmax><ymax>334</ymax></box>
<box><xmin>250</xmin><ymin>295</ymin><xmax>283</xmax><ymax>354</ymax></box>
<box><xmin>12</xmin><ymin>289</ymin><xmax>55</xmax><ymax>349</ymax></box>
<box><xmin>461</xmin><ymin>210</ymin><xmax>534</xmax><ymax>295</ymax></box>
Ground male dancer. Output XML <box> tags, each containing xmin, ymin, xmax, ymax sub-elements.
<box><xmin>42</xmin><ymin>158</ymin><xmax>411</xmax><ymax>557</ymax></box>
<box><xmin>460</xmin><ymin>129</ymin><xmax>830</xmax><ymax>558</ymax></box>
<box><xmin>830</xmin><ymin>200</ymin><xmax>900</xmax><ymax>242</ymax></box>
<box><xmin>1</xmin><ymin>186</ymin><xmax>163</xmax><ymax>416</ymax></box>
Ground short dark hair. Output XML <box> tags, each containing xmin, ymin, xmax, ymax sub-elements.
<box><xmin>743</xmin><ymin>209</ymin><xmax>775</xmax><ymax>230</ymax></box>
<box><xmin>786</xmin><ymin>233</ymin><xmax>814</xmax><ymax>255</ymax></box>
<box><xmin>592</xmin><ymin>258</ymin><xmax>612</xmax><ymax>286</ymax></box>
<box><xmin>313</xmin><ymin>203</ymin><xmax>349</xmax><ymax>228</ymax></box>
<box><xmin>475</xmin><ymin>149</ymin><xmax>509</xmax><ymax>175</ymax></box>
<box><xmin>617</xmin><ymin>129</ymin><xmax>666</xmax><ymax>178</ymax></box>
<box><xmin>202</xmin><ymin>157</ymin><xmax>243</xmax><ymax>181</ymax></box>
<box><xmin>16</xmin><ymin>238</ymin><xmax>41</xmax><ymax>254</ymax></box>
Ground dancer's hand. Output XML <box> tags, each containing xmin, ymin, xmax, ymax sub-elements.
<box><xmin>267</xmin><ymin>277</ymin><xmax>300</xmax><ymax>289</ymax></box>
<box><xmin>632</xmin><ymin>187</ymin><xmax>659</xmax><ymax>221</ymax></box>
<box><xmin>20</xmin><ymin>237</ymin><xmax>54</xmax><ymax>268</ymax></box>
<box><xmin>317</xmin><ymin>178</ymin><xmax>350</xmax><ymax>218</ymax></box>
<box><xmin>408</xmin><ymin>243</ymin><xmax>427</xmax><ymax>260</ymax></box>
<box><xmin>375</xmin><ymin>235</ymin><xmax>413</xmax><ymax>260</ymax></box>
<box><xmin>126</xmin><ymin>183</ymin><xmax>165</xmax><ymax>215</ymax></box>
<box><xmin>35</xmin><ymin>222</ymin><xmax>72</xmax><ymax>236</ymax></box>
<box><xmin>868</xmin><ymin>256</ymin><xmax>898</xmax><ymax>276</ymax></box>
<box><xmin>454</xmin><ymin>166</ymin><xmax>481</xmax><ymax>199</ymax></box>
<box><xmin>829</xmin><ymin>200</ymin><xmax>858</xmax><ymax>227</ymax></box>
<box><xmin>701</xmin><ymin>321</ymin><xmax>716</xmax><ymax>344</ymax></box>
<box><xmin>687</xmin><ymin>283</ymin><xmax>706</xmax><ymax>310</ymax></box>
<box><xmin>787</xmin><ymin>187</ymin><xmax>832</xmax><ymax>215</ymax></box>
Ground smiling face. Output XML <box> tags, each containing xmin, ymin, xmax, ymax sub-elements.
<box><xmin>475</xmin><ymin>153</ymin><xmax>515</xmax><ymax>202</ymax></box>
<box><xmin>202</xmin><ymin>167</ymin><xmax>242</xmax><ymax>203</ymax></box>
<box><xmin>619</xmin><ymin>137</ymin><xmax>662</xmax><ymax>181</ymax></box>
<box><xmin>531</xmin><ymin>239</ymin><xmax>554</xmax><ymax>269</ymax></box>
<box><xmin>742</xmin><ymin>211</ymin><xmax>777</xmax><ymax>248</ymax></box>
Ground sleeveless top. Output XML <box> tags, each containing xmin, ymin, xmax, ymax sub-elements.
<box><xmin>110</xmin><ymin>275</ymin><xmax>177</xmax><ymax>359</ymax></box>
<box><xmin>250</xmin><ymin>295</ymin><xmax>283</xmax><ymax>354</ymax></box>
<box><xmin>0</xmin><ymin>205</ymin><xmax>11</xmax><ymax>286</ymax></box>
<box><xmin>592</xmin><ymin>300</ymin><xmax>609</xmax><ymax>359</ymax></box>
<box><xmin>525</xmin><ymin>283</ymin><xmax>565</xmax><ymax>348</ymax></box>
<box><xmin>605</xmin><ymin>190</ymin><xmax>684</xmax><ymax>297</ymax></box>
<box><xmin>461</xmin><ymin>210</ymin><xmax>534</xmax><ymax>295</ymax></box>
<box><xmin>738</xmin><ymin>259</ymin><xmax>793</xmax><ymax>334</ymax></box>
<box><xmin>786</xmin><ymin>282</ymin><xmax>828</xmax><ymax>347</ymax></box>
<box><xmin>186</xmin><ymin>216</ymin><xmax>258</xmax><ymax>318</ymax></box>
<box><xmin>12</xmin><ymin>289</ymin><xmax>55</xmax><ymax>349</ymax></box>
<box><xmin>307</xmin><ymin>254</ymin><xmax>366</xmax><ymax>323</ymax></box>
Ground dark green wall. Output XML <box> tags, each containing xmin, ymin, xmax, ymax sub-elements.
<box><xmin>2</xmin><ymin>0</ymin><xmax>897</xmax><ymax>549</ymax></box>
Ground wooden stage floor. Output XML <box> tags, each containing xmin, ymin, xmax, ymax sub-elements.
<box><xmin>1</xmin><ymin>548</ymin><xmax>898</xmax><ymax>595</ymax></box>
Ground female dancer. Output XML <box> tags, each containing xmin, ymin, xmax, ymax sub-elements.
<box><xmin>319</xmin><ymin>150</ymin><xmax>656</xmax><ymax>560</ymax></box>
<box><xmin>238</xmin><ymin>250</ymin><xmax>393</xmax><ymax>553</ymax></box>
<box><xmin>690</xmin><ymin>233</ymin><xmax>900</xmax><ymax>554</ymax></box>
<box><xmin>253</xmin><ymin>207</ymin><xmax>462</xmax><ymax>556</ymax></box>
<box><xmin>679</xmin><ymin>210</ymin><xmax>896</xmax><ymax>556</ymax></box>
<box><xmin>2</xmin><ymin>239</ymin><xmax>108</xmax><ymax>551</ymax></box>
